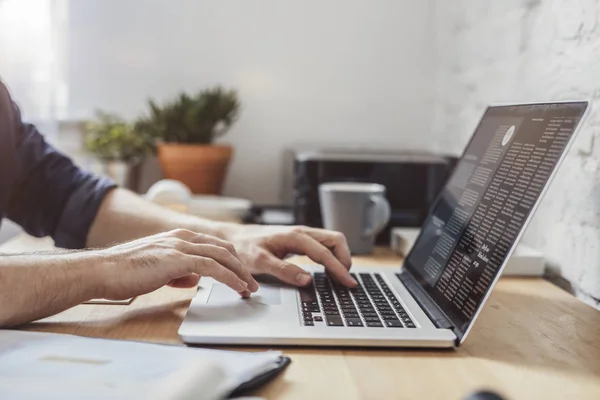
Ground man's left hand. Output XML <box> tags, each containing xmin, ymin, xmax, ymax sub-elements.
<box><xmin>222</xmin><ymin>225</ymin><xmax>357</xmax><ymax>288</ymax></box>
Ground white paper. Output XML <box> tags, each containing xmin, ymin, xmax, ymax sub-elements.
<box><xmin>0</xmin><ymin>330</ymin><xmax>282</xmax><ymax>400</ymax></box>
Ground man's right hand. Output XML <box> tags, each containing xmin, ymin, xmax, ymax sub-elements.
<box><xmin>96</xmin><ymin>229</ymin><xmax>259</xmax><ymax>300</ymax></box>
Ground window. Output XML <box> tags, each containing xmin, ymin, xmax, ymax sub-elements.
<box><xmin>0</xmin><ymin>0</ymin><xmax>67</xmax><ymax>131</ymax></box>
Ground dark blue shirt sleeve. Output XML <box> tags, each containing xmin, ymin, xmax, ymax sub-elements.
<box><xmin>3</xmin><ymin>85</ymin><xmax>116</xmax><ymax>249</ymax></box>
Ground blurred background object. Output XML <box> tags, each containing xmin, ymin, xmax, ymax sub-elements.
<box><xmin>136</xmin><ymin>87</ymin><xmax>241</xmax><ymax>194</ymax></box>
<box><xmin>464</xmin><ymin>390</ymin><xmax>506</xmax><ymax>400</ymax></box>
<box><xmin>84</xmin><ymin>111</ymin><xmax>154</xmax><ymax>191</ymax></box>
<box><xmin>291</xmin><ymin>149</ymin><xmax>457</xmax><ymax>245</ymax></box>
<box><xmin>145</xmin><ymin>179</ymin><xmax>252</xmax><ymax>222</ymax></box>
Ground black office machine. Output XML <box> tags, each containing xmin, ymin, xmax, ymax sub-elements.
<box><xmin>292</xmin><ymin>149</ymin><xmax>457</xmax><ymax>244</ymax></box>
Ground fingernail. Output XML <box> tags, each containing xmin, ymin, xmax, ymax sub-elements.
<box><xmin>238</xmin><ymin>281</ymin><xmax>248</xmax><ymax>292</ymax></box>
<box><xmin>296</xmin><ymin>273</ymin><xmax>312</xmax><ymax>286</ymax></box>
<box><xmin>350</xmin><ymin>278</ymin><xmax>358</xmax><ymax>287</ymax></box>
<box><xmin>250</xmin><ymin>281</ymin><xmax>260</xmax><ymax>292</ymax></box>
<box><xmin>240</xmin><ymin>290</ymin><xmax>251</xmax><ymax>299</ymax></box>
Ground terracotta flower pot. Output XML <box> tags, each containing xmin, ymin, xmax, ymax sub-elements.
<box><xmin>157</xmin><ymin>143</ymin><xmax>233</xmax><ymax>194</ymax></box>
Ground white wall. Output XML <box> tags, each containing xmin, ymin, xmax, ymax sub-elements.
<box><xmin>65</xmin><ymin>0</ymin><xmax>436</xmax><ymax>203</ymax></box>
<box><xmin>433</xmin><ymin>0</ymin><xmax>600</xmax><ymax>305</ymax></box>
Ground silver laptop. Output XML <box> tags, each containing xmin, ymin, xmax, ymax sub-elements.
<box><xmin>180</xmin><ymin>101</ymin><xmax>589</xmax><ymax>348</ymax></box>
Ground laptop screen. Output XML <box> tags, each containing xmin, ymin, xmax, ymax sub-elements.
<box><xmin>404</xmin><ymin>102</ymin><xmax>588</xmax><ymax>340</ymax></box>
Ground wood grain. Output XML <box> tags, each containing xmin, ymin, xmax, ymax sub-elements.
<box><xmin>2</xmin><ymin>235</ymin><xmax>600</xmax><ymax>400</ymax></box>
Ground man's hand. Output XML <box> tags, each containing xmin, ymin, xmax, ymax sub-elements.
<box><xmin>222</xmin><ymin>225</ymin><xmax>357</xmax><ymax>288</ymax></box>
<box><xmin>0</xmin><ymin>228</ymin><xmax>260</xmax><ymax>328</ymax></box>
<box><xmin>87</xmin><ymin>189</ymin><xmax>356</xmax><ymax>288</ymax></box>
<box><xmin>97</xmin><ymin>229</ymin><xmax>259</xmax><ymax>300</ymax></box>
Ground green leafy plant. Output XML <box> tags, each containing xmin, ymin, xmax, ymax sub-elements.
<box><xmin>135</xmin><ymin>87</ymin><xmax>241</xmax><ymax>145</ymax></box>
<box><xmin>84</xmin><ymin>111</ymin><xmax>155</xmax><ymax>163</ymax></box>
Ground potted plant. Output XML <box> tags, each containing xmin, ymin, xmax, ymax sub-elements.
<box><xmin>84</xmin><ymin>111</ymin><xmax>154</xmax><ymax>192</ymax></box>
<box><xmin>136</xmin><ymin>87</ymin><xmax>241</xmax><ymax>194</ymax></box>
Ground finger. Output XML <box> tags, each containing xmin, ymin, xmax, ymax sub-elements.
<box><xmin>302</xmin><ymin>227</ymin><xmax>352</xmax><ymax>269</ymax></box>
<box><xmin>260</xmin><ymin>252</ymin><xmax>313</xmax><ymax>287</ymax></box>
<box><xmin>166</xmin><ymin>229</ymin><xmax>243</xmax><ymax>259</ymax></box>
<box><xmin>285</xmin><ymin>232</ymin><xmax>357</xmax><ymax>287</ymax></box>
<box><xmin>167</xmin><ymin>274</ymin><xmax>200</xmax><ymax>288</ymax></box>
<box><xmin>180</xmin><ymin>243</ymin><xmax>259</xmax><ymax>292</ymax></box>
<box><xmin>189</xmin><ymin>256</ymin><xmax>249</xmax><ymax>295</ymax></box>
<box><xmin>189</xmin><ymin>234</ymin><xmax>241</xmax><ymax>258</ymax></box>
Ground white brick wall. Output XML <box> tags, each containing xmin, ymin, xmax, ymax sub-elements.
<box><xmin>433</xmin><ymin>0</ymin><xmax>600</xmax><ymax>306</ymax></box>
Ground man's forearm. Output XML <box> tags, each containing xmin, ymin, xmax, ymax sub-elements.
<box><xmin>0</xmin><ymin>252</ymin><xmax>103</xmax><ymax>327</ymax></box>
<box><xmin>86</xmin><ymin>188</ymin><xmax>234</xmax><ymax>248</ymax></box>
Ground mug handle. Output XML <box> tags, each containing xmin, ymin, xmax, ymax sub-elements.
<box><xmin>364</xmin><ymin>195</ymin><xmax>391</xmax><ymax>238</ymax></box>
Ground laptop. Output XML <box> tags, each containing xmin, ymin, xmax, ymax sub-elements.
<box><xmin>180</xmin><ymin>101</ymin><xmax>589</xmax><ymax>348</ymax></box>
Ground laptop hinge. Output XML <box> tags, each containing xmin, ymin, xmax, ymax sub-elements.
<box><xmin>396</xmin><ymin>272</ymin><xmax>454</xmax><ymax>331</ymax></box>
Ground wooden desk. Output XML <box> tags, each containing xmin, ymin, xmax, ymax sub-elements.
<box><xmin>2</xmin><ymin>235</ymin><xmax>600</xmax><ymax>400</ymax></box>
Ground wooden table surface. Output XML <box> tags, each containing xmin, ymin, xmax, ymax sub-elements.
<box><xmin>2</xmin><ymin>235</ymin><xmax>600</xmax><ymax>400</ymax></box>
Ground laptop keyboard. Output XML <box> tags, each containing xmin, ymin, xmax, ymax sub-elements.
<box><xmin>299</xmin><ymin>272</ymin><xmax>416</xmax><ymax>328</ymax></box>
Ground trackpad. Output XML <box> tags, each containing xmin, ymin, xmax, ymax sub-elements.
<box><xmin>208</xmin><ymin>283</ymin><xmax>282</xmax><ymax>305</ymax></box>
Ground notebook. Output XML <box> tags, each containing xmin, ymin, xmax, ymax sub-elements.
<box><xmin>0</xmin><ymin>330</ymin><xmax>290</xmax><ymax>399</ymax></box>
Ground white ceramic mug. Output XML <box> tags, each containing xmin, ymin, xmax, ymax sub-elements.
<box><xmin>319</xmin><ymin>182</ymin><xmax>391</xmax><ymax>255</ymax></box>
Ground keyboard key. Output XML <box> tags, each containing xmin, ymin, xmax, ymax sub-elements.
<box><xmin>302</xmin><ymin>305</ymin><xmax>319</xmax><ymax>311</ymax></box>
<box><xmin>299</xmin><ymin>286</ymin><xmax>317</xmax><ymax>302</ymax></box>
<box><xmin>362</xmin><ymin>313</ymin><xmax>379</xmax><ymax>318</ymax></box>
<box><xmin>405</xmin><ymin>322</ymin><xmax>416</xmax><ymax>328</ymax></box>
<box><xmin>346</xmin><ymin>319</ymin><xmax>364</xmax><ymax>327</ymax></box>
<box><xmin>326</xmin><ymin>316</ymin><xmax>344</xmax><ymax>326</ymax></box>
<box><xmin>359</xmin><ymin>307</ymin><xmax>376</xmax><ymax>313</ymax></box>
<box><xmin>309</xmin><ymin>272</ymin><xmax>416</xmax><ymax>330</ymax></box>
<box><xmin>385</xmin><ymin>320</ymin><xmax>403</xmax><ymax>328</ymax></box>
<box><xmin>304</xmin><ymin>321</ymin><xmax>314</xmax><ymax>326</ymax></box>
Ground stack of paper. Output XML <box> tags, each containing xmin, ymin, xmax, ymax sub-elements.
<box><xmin>0</xmin><ymin>330</ymin><xmax>282</xmax><ymax>400</ymax></box>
